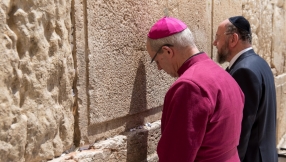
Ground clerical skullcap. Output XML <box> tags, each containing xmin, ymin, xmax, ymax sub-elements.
<box><xmin>148</xmin><ymin>17</ymin><xmax>187</xmax><ymax>39</ymax></box>
<box><xmin>229</xmin><ymin>16</ymin><xmax>251</xmax><ymax>33</ymax></box>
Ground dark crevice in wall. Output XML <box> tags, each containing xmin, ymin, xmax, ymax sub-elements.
<box><xmin>71</xmin><ymin>0</ymin><xmax>80</xmax><ymax>147</ymax></box>
<box><xmin>6</xmin><ymin>5</ymin><xmax>27</xmax><ymax>108</ymax></box>
<box><xmin>211</xmin><ymin>0</ymin><xmax>214</xmax><ymax>59</ymax></box>
<box><xmin>270</xmin><ymin>3</ymin><xmax>276</xmax><ymax>72</ymax></box>
<box><xmin>84</xmin><ymin>0</ymin><xmax>91</xmax><ymax>126</ymax></box>
<box><xmin>7</xmin><ymin>5</ymin><xmax>22</xmax><ymax>59</ymax></box>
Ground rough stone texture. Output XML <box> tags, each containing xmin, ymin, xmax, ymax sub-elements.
<box><xmin>123</xmin><ymin>121</ymin><xmax>161</xmax><ymax>162</ymax></box>
<box><xmin>87</xmin><ymin>0</ymin><xmax>162</xmax><ymax>123</ymax></box>
<box><xmin>176</xmin><ymin>0</ymin><xmax>212</xmax><ymax>55</ymax></box>
<box><xmin>284</xmin><ymin>0</ymin><xmax>286</xmax><ymax>75</ymax></box>
<box><xmin>212</xmin><ymin>0</ymin><xmax>242</xmax><ymax>68</ymax></box>
<box><xmin>81</xmin><ymin>0</ymin><xmax>172</xmax><ymax>142</ymax></box>
<box><xmin>49</xmin><ymin>121</ymin><xmax>161</xmax><ymax>162</ymax></box>
<box><xmin>73</xmin><ymin>0</ymin><xmax>89</xmax><ymax>146</ymax></box>
<box><xmin>276</xmin><ymin>74</ymin><xmax>286</xmax><ymax>144</ymax></box>
<box><xmin>242</xmin><ymin>0</ymin><xmax>286</xmax><ymax>145</ymax></box>
<box><xmin>274</xmin><ymin>0</ymin><xmax>286</xmax><ymax>149</ymax></box>
<box><xmin>272</xmin><ymin>1</ymin><xmax>286</xmax><ymax>75</ymax></box>
<box><xmin>48</xmin><ymin>135</ymin><xmax>127</xmax><ymax>162</ymax></box>
<box><xmin>1</xmin><ymin>0</ymin><xmax>286</xmax><ymax>162</ymax></box>
<box><xmin>74</xmin><ymin>0</ymin><xmax>286</xmax><ymax>160</ymax></box>
<box><xmin>242</xmin><ymin>0</ymin><xmax>285</xmax><ymax>75</ymax></box>
<box><xmin>0</xmin><ymin>0</ymin><xmax>74</xmax><ymax>162</ymax></box>
<box><xmin>242</xmin><ymin>0</ymin><xmax>272</xmax><ymax>64</ymax></box>
<box><xmin>76</xmin><ymin>0</ymin><xmax>212</xmax><ymax>145</ymax></box>
<box><xmin>74</xmin><ymin>0</ymin><xmax>169</xmax><ymax>145</ymax></box>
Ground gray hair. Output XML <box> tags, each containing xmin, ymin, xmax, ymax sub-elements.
<box><xmin>147</xmin><ymin>28</ymin><xmax>197</xmax><ymax>52</ymax></box>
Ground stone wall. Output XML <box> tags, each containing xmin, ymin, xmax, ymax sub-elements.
<box><xmin>0</xmin><ymin>0</ymin><xmax>285</xmax><ymax>162</ymax></box>
<box><xmin>74</xmin><ymin>0</ymin><xmax>214</xmax><ymax>146</ymax></box>
<box><xmin>0</xmin><ymin>0</ymin><xmax>74</xmax><ymax>162</ymax></box>
<box><xmin>273</xmin><ymin>0</ymin><xmax>286</xmax><ymax>145</ymax></box>
<box><xmin>241</xmin><ymin>0</ymin><xmax>286</xmax><ymax>144</ymax></box>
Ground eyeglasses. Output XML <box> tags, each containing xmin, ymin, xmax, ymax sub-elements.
<box><xmin>224</xmin><ymin>32</ymin><xmax>234</xmax><ymax>35</ymax></box>
<box><xmin>214</xmin><ymin>32</ymin><xmax>234</xmax><ymax>42</ymax></box>
<box><xmin>150</xmin><ymin>44</ymin><xmax>173</xmax><ymax>63</ymax></box>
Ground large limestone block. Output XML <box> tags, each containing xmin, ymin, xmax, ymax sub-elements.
<box><xmin>272</xmin><ymin>2</ymin><xmax>286</xmax><ymax>75</ymax></box>
<box><xmin>213</xmin><ymin>0</ymin><xmax>242</xmax><ymax>27</ymax></box>
<box><xmin>212</xmin><ymin>0</ymin><xmax>242</xmax><ymax>67</ymax></box>
<box><xmin>242</xmin><ymin>0</ymin><xmax>274</xmax><ymax>66</ymax></box>
<box><xmin>285</xmin><ymin>0</ymin><xmax>286</xmax><ymax>74</ymax></box>
<box><xmin>86</xmin><ymin>0</ymin><xmax>171</xmax><ymax>124</ymax></box>
<box><xmin>0</xmin><ymin>0</ymin><xmax>74</xmax><ymax>161</ymax></box>
<box><xmin>271</xmin><ymin>0</ymin><xmax>286</xmax><ymax>145</ymax></box>
<box><xmin>77</xmin><ymin>0</ymin><xmax>214</xmax><ymax>145</ymax></box>
<box><xmin>166</xmin><ymin>0</ymin><xmax>213</xmax><ymax>55</ymax></box>
<box><xmin>275</xmin><ymin>74</ymin><xmax>286</xmax><ymax>144</ymax></box>
<box><xmin>75</xmin><ymin>0</ymin><xmax>172</xmax><ymax>144</ymax></box>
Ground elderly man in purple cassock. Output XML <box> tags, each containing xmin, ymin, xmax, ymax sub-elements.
<box><xmin>146</xmin><ymin>17</ymin><xmax>245</xmax><ymax>162</ymax></box>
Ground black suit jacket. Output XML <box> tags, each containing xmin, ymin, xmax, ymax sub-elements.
<box><xmin>227</xmin><ymin>49</ymin><xmax>277</xmax><ymax>162</ymax></box>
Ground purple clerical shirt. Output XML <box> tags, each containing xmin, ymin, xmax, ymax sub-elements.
<box><xmin>157</xmin><ymin>53</ymin><xmax>244</xmax><ymax>162</ymax></box>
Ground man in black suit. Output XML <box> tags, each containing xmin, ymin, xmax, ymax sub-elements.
<box><xmin>213</xmin><ymin>16</ymin><xmax>278</xmax><ymax>162</ymax></box>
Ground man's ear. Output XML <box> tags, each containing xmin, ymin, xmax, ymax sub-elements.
<box><xmin>162</xmin><ymin>46</ymin><xmax>174</xmax><ymax>58</ymax></box>
<box><xmin>229</xmin><ymin>33</ymin><xmax>239</xmax><ymax>48</ymax></box>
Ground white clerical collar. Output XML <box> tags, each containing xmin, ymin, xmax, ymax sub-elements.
<box><xmin>229</xmin><ymin>47</ymin><xmax>253</xmax><ymax>68</ymax></box>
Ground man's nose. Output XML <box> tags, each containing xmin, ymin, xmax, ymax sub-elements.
<box><xmin>213</xmin><ymin>40</ymin><xmax>217</xmax><ymax>46</ymax></box>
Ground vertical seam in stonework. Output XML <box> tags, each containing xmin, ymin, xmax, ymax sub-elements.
<box><xmin>211</xmin><ymin>0</ymin><xmax>214</xmax><ymax>59</ymax></box>
<box><xmin>71</xmin><ymin>0</ymin><xmax>80</xmax><ymax>147</ymax></box>
<box><xmin>270</xmin><ymin>4</ymin><xmax>275</xmax><ymax>71</ymax></box>
<box><xmin>83</xmin><ymin>0</ymin><xmax>91</xmax><ymax>126</ymax></box>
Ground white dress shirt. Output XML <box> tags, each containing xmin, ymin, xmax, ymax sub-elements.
<box><xmin>228</xmin><ymin>47</ymin><xmax>253</xmax><ymax>69</ymax></box>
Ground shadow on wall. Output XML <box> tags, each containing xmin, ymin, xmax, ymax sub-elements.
<box><xmin>126</xmin><ymin>59</ymin><xmax>148</xmax><ymax>161</ymax></box>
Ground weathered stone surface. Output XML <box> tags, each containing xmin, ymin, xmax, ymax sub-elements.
<box><xmin>276</xmin><ymin>74</ymin><xmax>286</xmax><ymax>144</ymax></box>
<box><xmin>77</xmin><ymin>0</ymin><xmax>213</xmax><ymax>146</ymax></box>
<box><xmin>243</xmin><ymin>0</ymin><xmax>286</xmax><ymax>147</ymax></box>
<box><xmin>0</xmin><ymin>0</ymin><xmax>74</xmax><ymax>162</ymax></box>
<box><xmin>75</xmin><ymin>0</ymin><xmax>172</xmax><ymax>145</ymax></box>
<box><xmin>272</xmin><ymin>1</ymin><xmax>286</xmax><ymax>75</ymax></box>
<box><xmin>212</xmin><ymin>0</ymin><xmax>242</xmax><ymax>68</ymax></box>
<box><xmin>242</xmin><ymin>0</ymin><xmax>285</xmax><ymax>75</ymax></box>
<box><xmin>256</xmin><ymin>1</ymin><xmax>274</xmax><ymax>66</ymax></box>
<box><xmin>49</xmin><ymin>121</ymin><xmax>161</xmax><ymax>162</ymax></box>
<box><xmin>87</xmin><ymin>0</ymin><xmax>164</xmax><ymax>123</ymax></box>
<box><xmin>176</xmin><ymin>0</ymin><xmax>212</xmax><ymax>55</ymax></box>
<box><xmin>123</xmin><ymin>121</ymin><xmax>161</xmax><ymax>162</ymax></box>
<box><xmin>242</xmin><ymin>1</ymin><xmax>272</xmax><ymax>63</ymax></box>
<box><xmin>74</xmin><ymin>135</ymin><xmax>127</xmax><ymax>162</ymax></box>
<box><xmin>1</xmin><ymin>0</ymin><xmax>286</xmax><ymax>162</ymax></box>
<box><xmin>73</xmin><ymin>0</ymin><xmax>89</xmax><ymax>146</ymax></box>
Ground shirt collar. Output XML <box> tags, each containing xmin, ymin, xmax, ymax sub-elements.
<box><xmin>229</xmin><ymin>47</ymin><xmax>253</xmax><ymax>68</ymax></box>
<box><xmin>177</xmin><ymin>52</ymin><xmax>206</xmax><ymax>76</ymax></box>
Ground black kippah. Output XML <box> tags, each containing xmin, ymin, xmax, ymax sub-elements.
<box><xmin>229</xmin><ymin>16</ymin><xmax>251</xmax><ymax>33</ymax></box>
